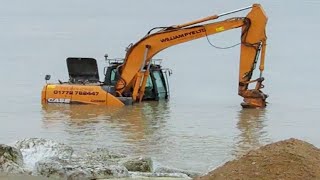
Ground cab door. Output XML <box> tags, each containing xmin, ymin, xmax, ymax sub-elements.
<box><xmin>151</xmin><ymin>70</ymin><xmax>168</xmax><ymax>100</ymax></box>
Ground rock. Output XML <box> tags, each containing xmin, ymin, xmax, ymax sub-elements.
<box><xmin>14</xmin><ymin>138</ymin><xmax>73</xmax><ymax>170</ymax></box>
<box><xmin>85</xmin><ymin>148</ymin><xmax>127</xmax><ymax>162</ymax></box>
<box><xmin>9</xmin><ymin>138</ymin><xmax>194</xmax><ymax>179</ymax></box>
<box><xmin>34</xmin><ymin>156</ymin><xmax>129</xmax><ymax>179</ymax></box>
<box><xmin>0</xmin><ymin>144</ymin><xmax>23</xmax><ymax>166</ymax></box>
<box><xmin>66</xmin><ymin>169</ymin><xmax>93</xmax><ymax>180</ymax></box>
<box><xmin>129</xmin><ymin>171</ymin><xmax>191</xmax><ymax>179</ymax></box>
<box><xmin>0</xmin><ymin>144</ymin><xmax>27</xmax><ymax>174</ymax></box>
<box><xmin>0</xmin><ymin>173</ymin><xmax>52</xmax><ymax>180</ymax></box>
<box><xmin>68</xmin><ymin>149</ymin><xmax>130</xmax><ymax>179</ymax></box>
<box><xmin>34</xmin><ymin>157</ymin><xmax>67</xmax><ymax>179</ymax></box>
<box><xmin>92</xmin><ymin>165</ymin><xmax>129</xmax><ymax>179</ymax></box>
<box><xmin>119</xmin><ymin>156</ymin><xmax>153</xmax><ymax>172</ymax></box>
<box><xmin>154</xmin><ymin>166</ymin><xmax>201</xmax><ymax>178</ymax></box>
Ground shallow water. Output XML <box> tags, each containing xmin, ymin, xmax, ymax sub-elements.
<box><xmin>1</xmin><ymin>0</ymin><xmax>320</xmax><ymax>174</ymax></box>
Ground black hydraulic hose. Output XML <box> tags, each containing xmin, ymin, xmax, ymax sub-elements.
<box><xmin>146</xmin><ymin>27</ymin><xmax>171</xmax><ymax>35</ymax></box>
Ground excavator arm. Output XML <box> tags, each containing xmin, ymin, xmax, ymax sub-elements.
<box><xmin>116</xmin><ymin>4</ymin><xmax>268</xmax><ymax>108</ymax></box>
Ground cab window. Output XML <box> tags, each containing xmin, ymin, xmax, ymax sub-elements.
<box><xmin>153</xmin><ymin>71</ymin><xmax>167</xmax><ymax>99</ymax></box>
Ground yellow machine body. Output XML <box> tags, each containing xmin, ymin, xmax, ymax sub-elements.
<box><xmin>41</xmin><ymin>84</ymin><xmax>124</xmax><ymax>107</ymax></box>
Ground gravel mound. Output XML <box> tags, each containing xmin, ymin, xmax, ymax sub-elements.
<box><xmin>196</xmin><ymin>138</ymin><xmax>320</xmax><ymax>180</ymax></box>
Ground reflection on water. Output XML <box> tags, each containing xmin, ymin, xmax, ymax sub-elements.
<box><xmin>233</xmin><ymin>108</ymin><xmax>270</xmax><ymax>157</ymax></box>
<box><xmin>41</xmin><ymin>102</ymin><xmax>171</xmax><ymax>154</ymax></box>
<box><xmin>41</xmin><ymin>102</ymin><xmax>273</xmax><ymax>172</ymax></box>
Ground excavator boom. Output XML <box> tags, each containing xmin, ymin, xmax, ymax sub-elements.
<box><xmin>116</xmin><ymin>4</ymin><xmax>268</xmax><ymax>108</ymax></box>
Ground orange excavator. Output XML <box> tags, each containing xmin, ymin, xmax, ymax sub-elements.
<box><xmin>41</xmin><ymin>4</ymin><xmax>268</xmax><ymax>108</ymax></box>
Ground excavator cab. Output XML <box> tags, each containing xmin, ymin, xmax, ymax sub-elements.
<box><xmin>103</xmin><ymin>58</ymin><xmax>170</xmax><ymax>101</ymax></box>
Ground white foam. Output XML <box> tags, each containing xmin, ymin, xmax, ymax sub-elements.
<box><xmin>13</xmin><ymin>138</ymin><xmax>73</xmax><ymax>170</ymax></box>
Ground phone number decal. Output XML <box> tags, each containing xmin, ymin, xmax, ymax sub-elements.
<box><xmin>53</xmin><ymin>90</ymin><xmax>99</xmax><ymax>96</ymax></box>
